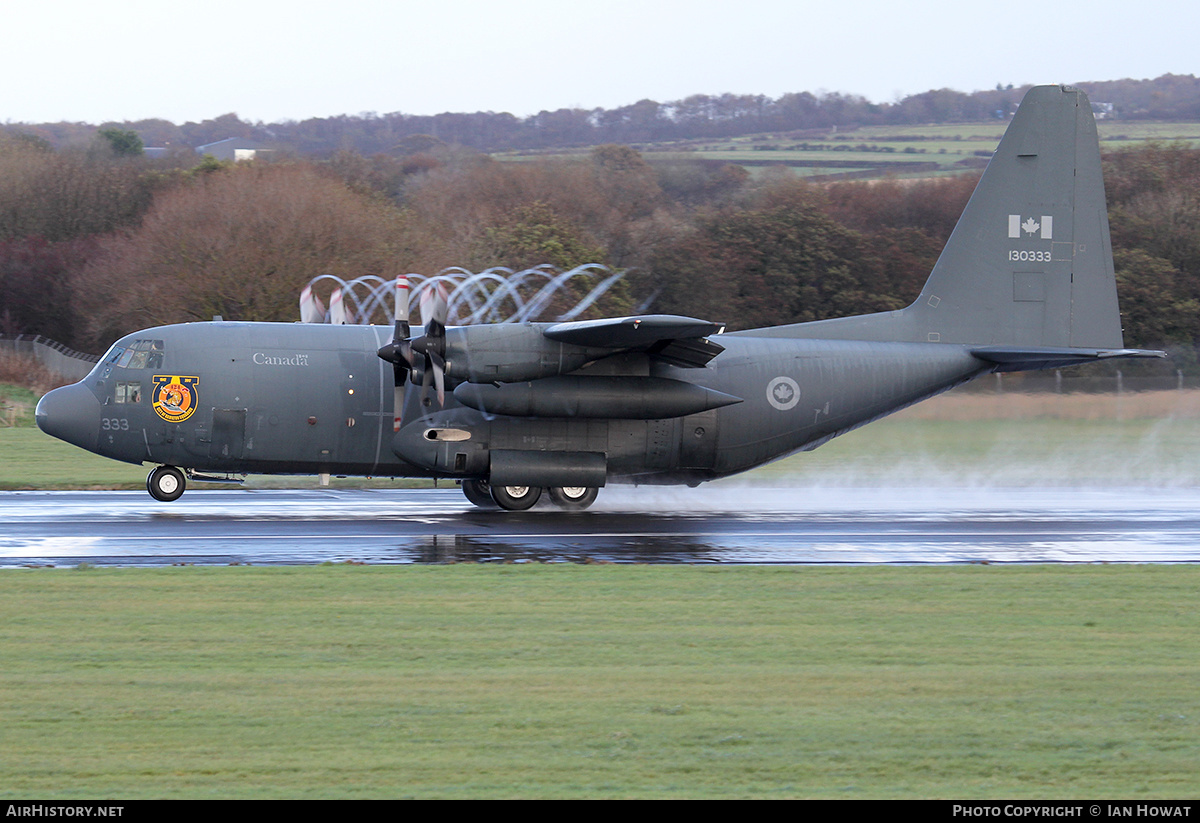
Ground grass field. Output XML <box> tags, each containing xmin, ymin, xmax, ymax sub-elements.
<box><xmin>4</xmin><ymin>384</ymin><xmax>1200</xmax><ymax>798</ymax></box>
<box><xmin>1</xmin><ymin>564</ymin><xmax>1198</xmax><ymax>799</ymax></box>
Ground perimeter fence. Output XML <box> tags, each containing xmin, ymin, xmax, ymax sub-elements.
<box><xmin>0</xmin><ymin>334</ymin><xmax>99</xmax><ymax>382</ymax></box>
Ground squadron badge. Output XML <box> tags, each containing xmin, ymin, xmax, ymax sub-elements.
<box><xmin>151</xmin><ymin>375</ymin><xmax>199</xmax><ymax>422</ymax></box>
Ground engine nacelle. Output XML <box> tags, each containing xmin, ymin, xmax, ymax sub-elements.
<box><xmin>443</xmin><ymin>324</ymin><xmax>599</xmax><ymax>384</ymax></box>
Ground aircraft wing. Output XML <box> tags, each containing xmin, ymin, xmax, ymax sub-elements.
<box><xmin>971</xmin><ymin>346</ymin><xmax>1167</xmax><ymax>372</ymax></box>
<box><xmin>543</xmin><ymin>315</ymin><xmax>726</xmax><ymax>368</ymax></box>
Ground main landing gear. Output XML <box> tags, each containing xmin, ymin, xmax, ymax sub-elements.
<box><xmin>146</xmin><ymin>465</ymin><xmax>186</xmax><ymax>502</ymax></box>
<box><xmin>461</xmin><ymin>478</ymin><xmax>498</xmax><ymax>509</ymax></box>
<box><xmin>461</xmin><ymin>479</ymin><xmax>599</xmax><ymax>511</ymax></box>
<box><xmin>547</xmin><ymin>485</ymin><xmax>599</xmax><ymax>510</ymax></box>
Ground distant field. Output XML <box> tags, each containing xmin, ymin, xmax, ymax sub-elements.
<box><xmin>496</xmin><ymin>121</ymin><xmax>1200</xmax><ymax>180</ymax></box>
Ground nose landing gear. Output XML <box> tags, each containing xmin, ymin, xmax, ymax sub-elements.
<box><xmin>146</xmin><ymin>465</ymin><xmax>186</xmax><ymax>502</ymax></box>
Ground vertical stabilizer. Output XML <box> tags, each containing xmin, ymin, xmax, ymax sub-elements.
<box><xmin>910</xmin><ymin>84</ymin><xmax>1121</xmax><ymax>348</ymax></box>
<box><xmin>764</xmin><ymin>85</ymin><xmax>1125</xmax><ymax>349</ymax></box>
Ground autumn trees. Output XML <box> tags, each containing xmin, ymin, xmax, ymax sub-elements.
<box><xmin>73</xmin><ymin>163</ymin><xmax>408</xmax><ymax>348</ymax></box>
<box><xmin>0</xmin><ymin>133</ymin><xmax>169</xmax><ymax>345</ymax></box>
<box><xmin>646</xmin><ymin>181</ymin><xmax>944</xmax><ymax>330</ymax></box>
<box><xmin>1105</xmin><ymin>144</ymin><xmax>1200</xmax><ymax>359</ymax></box>
<box><xmin>2</xmin><ymin>127</ymin><xmax>1199</xmax><ymax>368</ymax></box>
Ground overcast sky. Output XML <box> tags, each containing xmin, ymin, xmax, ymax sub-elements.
<box><xmin>2</xmin><ymin>0</ymin><xmax>1196</xmax><ymax>125</ymax></box>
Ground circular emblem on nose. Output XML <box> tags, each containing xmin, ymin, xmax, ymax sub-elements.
<box><xmin>152</xmin><ymin>375</ymin><xmax>199</xmax><ymax>422</ymax></box>
<box><xmin>766</xmin><ymin>376</ymin><xmax>800</xmax><ymax>411</ymax></box>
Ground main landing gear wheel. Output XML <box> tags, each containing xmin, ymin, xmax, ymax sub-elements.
<box><xmin>147</xmin><ymin>465</ymin><xmax>186</xmax><ymax>502</ymax></box>
<box><xmin>548</xmin><ymin>486</ymin><xmax>599</xmax><ymax>510</ymax></box>
<box><xmin>489</xmin><ymin>484</ymin><xmax>542</xmax><ymax>511</ymax></box>
<box><xmin>462</xmin><ymin>479</ymin><xmax>499</xmax><ymax>509</ymax></box>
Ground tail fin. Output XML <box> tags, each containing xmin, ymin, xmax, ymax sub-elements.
<box><xmin>913</xmin><ymin>84</ymin><xmax>1120</xmax><ymax>348</ymax></box>
<box><xmin>775</xmin><ymin>85</ymin><xmax>1125</xmax><ymax>349</ymax></box>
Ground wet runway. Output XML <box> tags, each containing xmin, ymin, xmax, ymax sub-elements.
<box><xmin>2</xmin><ymin>485</ymin><xmax>1199</xmax><ymax>566</ymax></box>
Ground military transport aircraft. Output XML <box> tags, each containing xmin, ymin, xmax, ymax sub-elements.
<box><xmin>36</xmin><ymin>86</ymin><xmax>1164</xmax><ymax>510</ymax></box>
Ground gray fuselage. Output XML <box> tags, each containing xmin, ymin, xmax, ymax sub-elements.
<box><xmin>44</xmin><ymin>320</ymin><xmax>989</xmax><ymax>485</ymax></box>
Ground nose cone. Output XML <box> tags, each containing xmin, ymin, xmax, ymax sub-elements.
<box><xmin>36</xmin><ymin>383</ymin><xmax>100</xmax><ymax>452</ymax></box>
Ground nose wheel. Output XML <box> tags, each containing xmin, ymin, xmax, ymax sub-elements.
<box><xmin>147</xmin><ymin>465</ymin><xmax>186</xmax><ymax>502</ymax></box>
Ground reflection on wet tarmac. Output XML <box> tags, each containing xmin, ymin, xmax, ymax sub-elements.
<box><xmin>2</xmin><ymin>486</ymin><xmax>1198</xmax><ymax>566</ymax></box>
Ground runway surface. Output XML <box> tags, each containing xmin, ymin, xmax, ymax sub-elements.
<box><xmin>2</xmin><ymin>485</ymin><xmax>1199</xmax><ymax>566</ymax></box>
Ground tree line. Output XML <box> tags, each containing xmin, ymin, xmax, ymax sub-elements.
<box><xmin>4</xmin><ymin>75</ymin><xmax>1199</xmax><ymax>157</ymax></box>
<box><xmin>0</xmin><ymin>129</ymin><xmax>1197</xmax><ymax>371</ymax></box>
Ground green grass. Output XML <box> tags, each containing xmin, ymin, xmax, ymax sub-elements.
<box><xmin>0</xmin><ymin>383</ymin><xmax>39</xmax><ymax>428</ymax></box>
<box><xmin>0</xmin><ymin>564</ymin><xmax>1197</xmax><ymax>798</ymax></box>
<box><xmin>0</xmin><ymin>427</ymin><xmax>150</xmax><ymax>489</ymax></box>
<box><xmin>6</xmin><ymin>382</ymin><xmax>1199</xmax><ymax>797</ymax></box>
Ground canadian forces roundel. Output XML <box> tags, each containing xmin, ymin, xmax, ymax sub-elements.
<box><xmin>766</xmin><ymin>376</ymin><xmax>800</xmax><ymax>411</ymax></box>
<box><xmin>152</xmin><ymin>375</ymin><xmax>199</xmax><ymax>422</ymax></box>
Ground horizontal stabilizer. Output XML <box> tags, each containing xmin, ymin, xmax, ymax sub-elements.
<box><xmin>971</xmin><ymin>346</ymin><xmax>1167</xmax><ymax>372</ymax></box>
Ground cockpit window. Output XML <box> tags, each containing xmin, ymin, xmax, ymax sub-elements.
<box><xmin>108</xmin><ymin>339</ymin><xmax>165</xmax><ymax>370</ymax></box>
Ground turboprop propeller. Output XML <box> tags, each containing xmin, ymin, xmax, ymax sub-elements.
<box><xmin>376</xmin><ymin>276</ymin><xmax>450</xmax><ymax>430</ymax></box>
<box><xmin>411</xmin><ymin>283</ymin><xmax>449</xmax><ymax>408</ymax></box>
<box><xmin>376</xmin><ymin>276</ymin><xmax>411</xmax><ymax>431</ymax></box>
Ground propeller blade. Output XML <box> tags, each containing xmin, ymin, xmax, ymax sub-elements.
<box><xmin>383</xmin><ymin>275</ymin><xmax>414</xmax><ymax>431</ymax></box>
<box><xmin>429</xmin><ymin>350</ymin><xmax>446</xmax><ymax>407</ymax></box>
<box><xmin>413</xmin><ymin>281</ymin><xmax>449</xmax><ymax>409</ymax></box>
<box><xmin>300</xmin><ymin>285</ymin><xmax>326</xmax><ymax>324</ymax></box>
<box><xmin>395</xmin><ymin>275</ymin><xmax>410</xmax><ymax>342</ymax></box>
<box><xmin>419</xmin><ymin>282</ymin><xmax>448</xmax><ymax>331</ymax></box>
<box><xmin>395</xmin><ymin>275</ymin><xmax>410</xmax><ymax>324</ymax></box>
<box><xmin>420</xmin><ymin>363</ymin><xmax>434</xmax><ymax>407</ymax></box>
<box><xmin>330</xmin><ymin>288</ymin><xmax>346</xmax><ymax>325</ymax></box>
